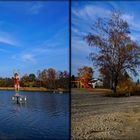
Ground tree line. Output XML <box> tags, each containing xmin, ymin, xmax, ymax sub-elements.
<box><xmin>0</xmin><ymin>68</ymin><xmax>69</xmax><ymax>90</ymax></box>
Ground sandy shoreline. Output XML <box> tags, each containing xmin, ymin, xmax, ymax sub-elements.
<box><xmin>71</xmin><ymin>88</ymin><xmax>140</xmax><ymax>140</ymax></box>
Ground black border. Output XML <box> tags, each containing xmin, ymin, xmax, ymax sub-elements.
<box><xmin>69</xmin><ymin>0</ymin><xmax>71</xmax><ymax>140</ymax></box>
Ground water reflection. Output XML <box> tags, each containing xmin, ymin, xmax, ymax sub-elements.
<box><xmin>0</xmin><ymin>90</ymin><xmax>69</xmax><ymax>139</ymax></box>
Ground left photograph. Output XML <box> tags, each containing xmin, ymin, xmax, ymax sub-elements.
<box><xmin>0</xmin><ymin>1</ymin><xmax>69</xmax><ymax>140</ymax></box>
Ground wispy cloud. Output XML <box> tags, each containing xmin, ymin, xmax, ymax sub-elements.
<box><xmin>0</xmin><ymin>48</ymin><xmax>9</xmax><ymax>53</ymax></box>
<box><xmin>72</xmin><ymin>39</ymin><xmax>90</xmax><ymax>54</ymax></box>
<box><xmin>11</xmin><ymin>25</ymin><xmax>68</xmax><ymax>64</ymax></box>
<box><xmin>42</xmin><ymin>26</ymin><xmax>68</xmax><ymax>47</ymax></box>
<box><xmin>11</xmin><ymin>45</ymin><xmax>68</xmax><ymax>64</ymax></box>
<box><xmin>0</xmin><ymin>36</ymin><xmax>16</xmax><ymax>46</ymax></box>
<box><xmin>21</xmin><ymin>54</ymin><xmax>34</xmax><ymax>62</ymax></box>
<box><xmin>12</xmin><ymin>53</ymin><xmax>35</xmax><ymax>64</ymax></box>
<box><xmin>72</xmin><ymin>3</ymin><xmax>140</xmax><ymax>43</ymax></box>
<box><xmin>0</xmin><ymin>31</ymin><xmax>19</xmax><ymax>47</ymax></box>
<box><xmin>72</xmin><ymin>2</ymin><xmax>140</xmax><ymax>77</ymax></box>
<box><xmin>72</xmin><ymin>5</ymin><xmax>111</xmax><ymax>39</ymax></box>
<box><xmin>122</xmin><ymin>14</ymin><xmax>134</xmax><ymax>23</ymax></box>
<box><xmin>32</xmin><ymin>46</ymin><xmax>68</xmax><ymax>58</ymax></box>
<box><xmin>122</xmin><ymin>13</ymin><xmax>138</xmax><ymax>29</ymax></box>
<box><xmin>72</xmin><ymin>5</ymin><xmax>110</xmax><ymax>22</ymax></box>
<box><xmin>29</xmin><ymin>2</ymin><xmax>43</xmax><ymax>14</ymax></box>
<box><xmin>72</xmin><ymin>27</ymin><xmax>87</xmax><ymax>38</ymax></box>
<box><xmin>72</xmin><ymin>3</ymin><xmax>140</xmax><ymax>33</ymax></box>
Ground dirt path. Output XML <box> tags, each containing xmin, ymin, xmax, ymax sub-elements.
<box><xmin>71</xmin><ymin>88</ymin><xmax>140</xmax><ymax>140</ymax></box>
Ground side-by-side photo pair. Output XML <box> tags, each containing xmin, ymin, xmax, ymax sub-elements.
<box><xmin>0</xmin><ymin>0</ymin><xmax>140</xmax><ymax>140</ymax></box>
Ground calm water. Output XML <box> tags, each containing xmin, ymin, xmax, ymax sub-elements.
<box><xmin>0</xmin><ymin>90</ymin><xmax>69</xmax><ymax>140</ymax></box>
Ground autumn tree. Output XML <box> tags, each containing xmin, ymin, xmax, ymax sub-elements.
<box><xmin>77</xmin><ymin>66</ymin><xmax>93</xmax><ymax>83</ymax></box>
<box><xmin>37</xmin><ymin>69</ymin><xmax>48</xmax><ymax>87</ymax></box>
<box><xmin>47</xmin><ymin>68</ymin><xmax>56</xmax><ymax>89</ymax></box>
<box><xmin>20</xmin><ymin>74</ymin><xmax>30</xmax><ymax>87</ymax></box>
<box><xmin>99</xmin><ymin>67</ymin><xmax>111</xmax><ymax>88</ymax></box>
<box><xmin>29</xmin><ymin>73</ymin><xmax>36</xmax><ymax>82</ymax></box>
<box><xmin>117</xmin><ymin>71</ymin><xmax>134</xmax><ymax>94</ymax></box>
<box><xmin>85</xmin><ymin>11</ymin><xmax>140</xmax><ymax>93</ymax></box>
<box><xmin>36</xmin><ymin>69</ymin><xmax>69</xmax><ymax>89</ymax></box>
<box><xmin>56</xmin><ymin>70</ymin><xmax>69</xmax><ymax>89</ymax></box>
<box><xmin>136</xmin><ymin>79</ymin><xmax>140</xmax><ymax>85</ymax></box>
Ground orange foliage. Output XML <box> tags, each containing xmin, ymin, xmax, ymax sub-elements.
<box><xmin>117</xmin><ymin>79</ymin><xmax>135</xmax><ymax>93</ymax></box>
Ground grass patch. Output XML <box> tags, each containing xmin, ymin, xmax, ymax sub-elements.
<box><xmin>0</xmin><ymin>87</ymin><xmax>69</xmax><ymax>92</ymax></box>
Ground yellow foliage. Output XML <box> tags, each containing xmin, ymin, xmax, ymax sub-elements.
<box><xmin>117</xmin><ymin>79</ymin><xmax>135</xmax><ymax>93</ymax></box>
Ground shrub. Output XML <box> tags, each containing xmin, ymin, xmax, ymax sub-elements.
<box><xmin>117</xmin><ymin>79</ymin><xmax>135</xmax><ymax>94</ymax></box>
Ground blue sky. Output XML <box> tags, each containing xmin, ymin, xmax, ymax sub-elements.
<box><xmin>0</xmin><ymin>1</ymin><xmax>69</xmax><ymax>77</ymax></box>
<box><xmin>72</xmin><ymin>1</ymin><xmax>140</xmax><ymax>81</ymax></box>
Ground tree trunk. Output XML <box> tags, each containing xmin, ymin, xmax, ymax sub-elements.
<box><xmin>113</xmin><ymin>77</ymin><xmax>118</xmax><ymax>93</ymax></box>
<box><xmin>113</xmin><ymin>86</ymin><xmax>117</xmax><ymax>93</ymax></box>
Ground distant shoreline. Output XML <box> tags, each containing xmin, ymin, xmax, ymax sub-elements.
<box><xmin>0</xmin><ymin>87</ymin><xmax>69</xmax><ymax>93</ymax></box>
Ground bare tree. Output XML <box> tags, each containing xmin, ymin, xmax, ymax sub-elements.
<box><xmin>85</xmin><ymin>11</ymin><xmax>140</xmax><ymax>93</ymax></box>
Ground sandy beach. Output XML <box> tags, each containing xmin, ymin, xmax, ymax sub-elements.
<box><xmin>71</xmin><ymin>88</ymin><xmax>140</xmax><ymax>140</ymax></box>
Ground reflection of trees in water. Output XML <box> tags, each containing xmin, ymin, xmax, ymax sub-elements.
<box><xmin>10</xmin><ymin>92</ymin><xmax>69</xmax><ymax>118</ymax></box>
<box><xmin>23</xmin><ymin>92</ymin><xmax>69</xmax><ymax>115</ymax></box>
<box><xmin>37</xmin><ymin>93</ymin><xmax>69</xmax><ymax>116</ymax></box>
<box><xmin>14</xmin><ymin>104</ymin><xmax>20</xmax><ymax>114</ymax></box>
<box><xmin>13</xmin><ymin>101</ymin><xmax>26</xmax><ymax>115</ymax></box>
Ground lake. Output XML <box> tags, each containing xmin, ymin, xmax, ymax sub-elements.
<box><xmin>0</xmin><ymin>90</ymin><xmax>69</xmax><ymax>140</ymax></box>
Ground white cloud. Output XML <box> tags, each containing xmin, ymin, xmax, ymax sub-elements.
<box><xmin>122</xmin><ymin>14</ymin><xmax>134</xmax><ymax>23</ymax></box>
<box><xmin>72</xmin><ymin>4</ymin><xmax>140</xmax><ymax>42</ymax></box>
<box><xmin>72</xmin><ymin>28</ymin><xmax>79</xmax><ymax>34</ymax></box>
<box><xmin>0</xmin><ymin>31</ymin><xmax>19</xmax><ymax>47</ymax></box>
<box><xmin>12</xmin><ymin>53</ymin><xmax>35</xmax><ymax>63</ymax></box>
<box><xmin>0</xmin><ymin>36</ymin><xmax>16</xmax><ymax>46</ymax></box>
<box><xmin>72</xmin><ymin>27</ymin><xmax>87</xmax><ymax>37</ymax></box>
<box><xmin>21</xmin><ymin>54</ymin><xmax>34</xmax><ymax>61</ymax></box>
<box><xmin>29</xmin><ymin>2</ymin><xmax>43</xmax><ymax>14</ymax></box>
<box><xmin>122</xmin><ymin>13</ymin><xmax>140</xmax><ymax>32</ymax></box>
<box><xmin>130</xmin><ymin>34</ymin><xmax>136</xmax><ymax>41</ymax></box>
<box><xmin>72</xmin><ymin>5</ymin><xmax>111</xmax><ymax>41</ymax></box>
<box><xmin>11</xmin><ymin>45</ymin><xmax>68</xmax><ymax>64</ymax></box>
<box><xmin>10</xmin><ymin>25</ymin><xmax>68</xmax><ymax>65</ymax></box>
<box><xmin>72</xmin><ymin>5</ymin><xmax>110</xmax><ymax>21</ymax></box>
<box><xmin>72</xmin><ymin>3</ymin><xmax>140</xmax><ymax>32</ymax></box>
<box><xmin>72</xmin><ymin>39</ymin><xmax>90</xmax><ymax>54</ymax></box>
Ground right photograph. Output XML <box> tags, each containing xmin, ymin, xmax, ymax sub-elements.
<box><xmin>71</xmin><ymin>1</ymin><xmax>140</xmax><ymax>140</ymax></box>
